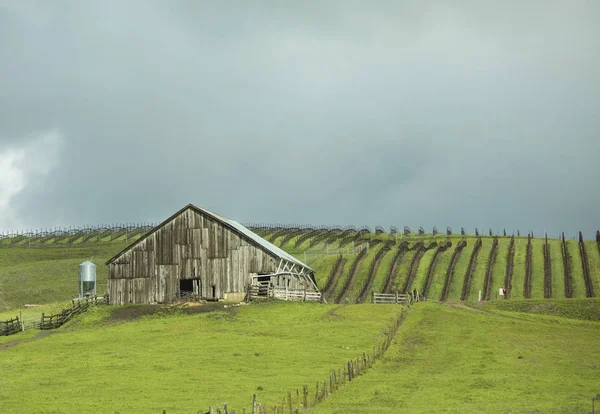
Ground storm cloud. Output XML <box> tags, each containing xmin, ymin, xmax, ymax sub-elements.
<box><xmin>0</xmin><ymin>1</ymin><xmax>599</xmax><ymax>237</ymax></box>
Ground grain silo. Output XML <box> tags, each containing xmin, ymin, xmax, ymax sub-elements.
<box><xmin>78</xmin><ymin>261</ymin><xmax>97</xmax><ymax>298</ymax></box>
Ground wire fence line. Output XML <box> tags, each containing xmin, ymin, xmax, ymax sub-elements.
<box><xmin>0</xmin><ymin>220</ymin><xmax>551</xmax><ymax>248</ymax></box>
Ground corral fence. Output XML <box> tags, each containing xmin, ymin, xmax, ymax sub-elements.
<box><xmin>41</xmin><ymin>295</ymin><xmax>108</xmax><ymax>330</ymax></box>
<box><xmin>372</xmin><ymin>292</ymin><xmax>414</xmax><ymax>305</ymax></box>
<box><xmin>247</xmin><ymin>283</ymin><xmax>321</xmax><ymax>303</ymax></box>
<box><xmin>2</xmin><ymin>296</ymin><xmax>107</xmax><ymax>336</ymax></box>
<box><xmin>0</xmin><ymin>317</ymin><xmax>21</xmax><ymax>336</ymax></box>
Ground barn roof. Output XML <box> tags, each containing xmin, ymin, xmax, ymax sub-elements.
<box><xmin>106</xmin><ymin>204</ymin><xmax>314</xmax><ymax>272</ymax></box>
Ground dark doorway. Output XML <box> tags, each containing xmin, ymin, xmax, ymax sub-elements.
<box><xmin>211</xmin><ymin>285</ymin><xmax>216</xmax><ymax>299</ymax></box>
<box><xmin>180</xmin><ymin>279</ymin><xmax>194</xmax><ymax>294</ymax></box>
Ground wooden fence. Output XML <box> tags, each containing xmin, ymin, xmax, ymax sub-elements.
<box><xmin>41</xmin><ymin>295</ymin><xmax>107</xmax><ymax>330</ymax></box>
<box><xmin>0</xmin><ymin>316</ymin><xmax>21</xmax><ymax>336</ymax></box>
<box><xmin>372</xmin><ymin>292</ymin><xmax>413</xmax><ymax>305</ymax></box>
<box><xmin>248</xmin><ymin>284</ymin><xmax>321</xmax><ymax>303</ymax></box>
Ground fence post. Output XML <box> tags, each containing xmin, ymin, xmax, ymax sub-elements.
<box><xmin>303</xmin><ymin>386</ymin><xmax>308</xmax><ymax>408</ymax></box>
<box><xmin>252</xmin><ymin>394</ymin><xmax>257</xmax><ymax>414</ymax></box>
<box><xmin>347</xmin><ymin>360</ymin><xmax>352</xmax><ymax>381</ymax></box>
<box><xmin>371</xmin><ymin>291</ymin><xmax>375</xmax><ymax>304</ymax></box>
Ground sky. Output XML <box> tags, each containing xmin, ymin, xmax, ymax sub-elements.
<box><xmin>0</xmin><ymin>1</ymin><xmax>599</xmax><ymax>238</ymax></box>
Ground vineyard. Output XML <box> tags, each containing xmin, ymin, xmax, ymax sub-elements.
<box><xmin>250</xmin><ymin>224</ymin><xmax>600</xmax><ymax>304</ymax></box>
<box><xmin>1</xmin><ymin>223</ymin><xmax>600</xmax><ymax>310</ymax></box>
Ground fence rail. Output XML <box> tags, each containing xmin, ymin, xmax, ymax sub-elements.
<box><xmin>372</xmin><ymin>292</ymin><xmax>413</xmax><ymax>305</ymax></box>
<box><xmin>0</xmin><ymin>317</ymin><xmax>21</xmax><ymax>336</ymax></box>
<box><xmin>248</xmin><ymin>284</ymin><xmax>321</xmax><ymax>303</ymax></box>
<box><xmin>40</xmin><ymin>295</ymin><xmax>107</xmax><ymax>330</ymax></box>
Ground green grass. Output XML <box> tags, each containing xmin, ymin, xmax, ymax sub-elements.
<box><xmin>391</xmin><ymin>248</ymin><xmax>417</xmax><ymax>293</ymax></box>
<box><xmin>411</xmin><ymin>248</ymin><xmax>436</xmax><ymax>294</ymax></box>
<box><xmin>530</xmin><ymin>239</ymin><xmax>546</xmax><ymax>299</ymax></box>
<box><xmin>567</xmin><ymin>240</ymin><xmax>587</xmax><ymax>298</ymax></box>
<box><xmin>548</xmin><ymin>240</ymin><xmax>565</xmax><ymax>298</ymax></box>
<box><xmin>584</xmin><ymin>241</ymin><xmax>600</xmax><ymax>295</ymax></box>
<box><xmin>482</xmin><ymin>298</ymin><xmax>600</xmax><ymax>321</ymax></box>
<box><xmin>511</xmin><ymin>238</ymin><xmax>527</xmax><ymax>299</ymax></box>
<box><xmin>447</xmin><ymin>239</ymin><xmax>475</xmax><ymax>301</ymax></box>
<box><xmin>311</xmin><ymin>254</ymin><xmax>341</xmax><ymax>289</ymax></box>
<box><xmin>491</xmin><ymin>238</ymin><xmax>509</xmax><ymax>296</ymax></box>
<box><xmin>0</xmin><ymin>327</ymin><xmax>39</xmax><ymax>345</ymax></box>
<box><xmin>0</xmin><ymin>300</ymin><xmax>72</xmax><ymax>322</ymax></box>
<box><xmin>313</xmin><ymin>302</ymin><xmax>600</xmax><ymax>413</ymax></box>
<box><xmin>467</xmin><ymin>238</ymin><xmax>492</xmax><ymax>301</ymax></box>
<box><xmin>0</xmin><ymin>243</ymin><xmax>128</xmax><ymax>312</ymax></box>
<box><xmin>370</xmin><ymin>245</ymin><xmax>397</xmax><ymax>295</ymax></box>
<box><xmin>347</xmin><ymin>244</ymin><xmax>385</xmax><ymax>302</ymax></box>
<box><xmin>0</xmin><ymin>302</ymin><xmax>402</xmax><ymax>413</ymax></box>
<box><xmin>426</xmin><ymin>243</ymin><xmax>454</xmax><ymax>301</ymax></box>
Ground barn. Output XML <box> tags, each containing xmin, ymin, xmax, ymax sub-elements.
<box><xmin>105</xmin><ymin>204</ymin><xmax>319</xmax><ymax>305</ymax></box>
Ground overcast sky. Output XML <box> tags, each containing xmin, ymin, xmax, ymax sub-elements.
<box><xmin>0</xmin><ymin>1</ymin><xmax>598</xmax><ymax>238</ymax></box>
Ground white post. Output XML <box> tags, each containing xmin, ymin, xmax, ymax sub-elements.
<box><xmin>478</xmin><ymin>290</ymin><xmax>482</xmax><ymax>302</ymax></box>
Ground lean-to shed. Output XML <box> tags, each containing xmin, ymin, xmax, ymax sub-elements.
<box><xmin>105</xmin><ymin>204</ymin><xmax>318</xmax><ymax>305</ymax></box>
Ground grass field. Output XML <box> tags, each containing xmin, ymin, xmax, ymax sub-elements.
<box><xmin>0</xmin><ymin>243</ymin><xmax>129</xmax><ymax>311</ymax></box>
<box><xmin>0</xmin><ymin>302</ymin><xmax>402</xmax><ymax>413</ymax></box>
<box><xmin>312</xmin><ymin>302</ymin><xmax>600</xmax><ymax>413</ymax></box>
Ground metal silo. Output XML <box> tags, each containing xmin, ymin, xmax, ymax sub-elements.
<box><xmin>78</xmin><ymin>261</ymin><xmax>97</xmax><ymax>298</ymax></box>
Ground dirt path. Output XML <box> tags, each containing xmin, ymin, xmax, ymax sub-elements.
<box><xmin>440</xmin><ymin>240</ymin><xmax>467</xmax><ymax>301</ymax></box>
<box><xmin>0</xmin><ymin>330</ymin><xmax>56</xmax><ymax>351</ymax></box>
<box><xmin>460</xmin><ymin>238</ymin><xmax>482</xmax><ymax>300</ymax></box>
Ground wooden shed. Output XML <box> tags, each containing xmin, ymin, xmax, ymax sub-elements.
<box><xmin>105</xmin><ymin>204</ymin><xmax>318</xmax><ymax>305</ymax></box>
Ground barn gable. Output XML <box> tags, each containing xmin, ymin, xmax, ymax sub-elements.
<box><xmin>106</xmin><ymin>204</ymin><xmax>317</xmax><ymax>305</ymax></box>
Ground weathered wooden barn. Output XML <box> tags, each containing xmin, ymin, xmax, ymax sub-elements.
<box><xmin>105</xmin><ymin>204</ymin><xmax>318</xmax><ymax>305</ymax></box>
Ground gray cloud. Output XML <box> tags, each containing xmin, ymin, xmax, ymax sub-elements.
<box><xmin>0</xmin><ymin>1</ymin><xmax>599</xmax><ymax>237</ymax></box>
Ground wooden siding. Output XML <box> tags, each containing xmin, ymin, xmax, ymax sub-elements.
<box><xmin>108</xmin><ymin>208</ymin><xmax>280</xmax><ymax>305</ymax></box>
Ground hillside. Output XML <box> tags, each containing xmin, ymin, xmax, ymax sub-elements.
<box><xmin>312</xmin><ymin>302</ymin><xmax>600</xmax><ymax>413</ymax></box>
<box><xmin>1</xmin><ymin>225</ymin><xmax>599</xmax><ymax>311</ymax></box>
<box><xmin>265</xmin><ymin>227</ymin><xmax>600</xmax><ymax>304</ymax></box>
<box><xmin>0</xmin><ymin>302</ymin><xmax>402</xmax><ymax>413</ymax></box>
